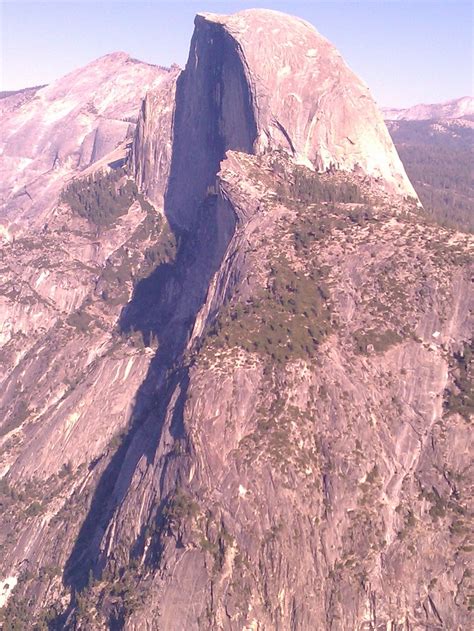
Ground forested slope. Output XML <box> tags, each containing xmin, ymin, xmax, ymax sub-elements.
<box><xmin>387</xmin><ymin>118</ymin><xmax>473</xmax><ymax>232</ymax></box>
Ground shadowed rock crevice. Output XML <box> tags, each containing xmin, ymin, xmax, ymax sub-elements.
<box><xmin>63</xmin><ymin>194</ymin><xmax>233</xmax><ymax>592</ymax></box>
<box><xmin>62</xmin><ymin>16</ymin><xmax>261</xmax><ymax>589</ymax></box>
<box><xmin>164</xmin><ymin>14</ymin><xmax>258</xmax><ymax>229</ymax></box>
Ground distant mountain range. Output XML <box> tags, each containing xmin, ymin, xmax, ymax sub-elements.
<box><xmin>385</xmin><ymin>101</ymin><xmax>474</xmax><ymax>231</ymax></box>
<box><xmin>383</xmin><ymin>96</ymin><xmax>473</xmax><ymax>120</ymax></box>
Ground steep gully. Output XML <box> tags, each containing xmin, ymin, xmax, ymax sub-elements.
<box><xmin>63</xmin><ymin>18</ymin><xmax>258</xmax><ymax>595</ymax></box>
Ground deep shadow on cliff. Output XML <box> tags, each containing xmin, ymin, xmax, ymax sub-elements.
<box><xmin>61</xmin><ymin>20</ymin><xmax>260</xmax><ymax>599</ymax></box>
<box><xmin>62</xmin><ymin>197</ymin><xmax>230</xmax><ymax>595</ymax></box>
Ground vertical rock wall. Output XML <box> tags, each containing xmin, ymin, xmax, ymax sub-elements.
<box><xmin>164</xmin><ymin>16</ymin><xmax>257</xmax><ymax>229</ymax></box>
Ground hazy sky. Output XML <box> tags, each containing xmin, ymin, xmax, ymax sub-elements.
<box><xmin>1</xmin><ymin>0</ymin><xmax>472</xmax><ymax>107</ymax></box>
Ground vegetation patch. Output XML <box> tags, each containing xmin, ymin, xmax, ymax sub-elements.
<box><xmin>277</xmin><ymin>165</ymin><xmax>369</xmax><ymax>206</ymax></box>
<box><xmin>353</xmin><ymin>328</ymin><xmax>403</xmax><ymax>354</ymax></box>
<box><xmin>66</xmin><ymin>562</ymin><xmax>147</xmax><ymax>629</ymax></box>
<box><xmin>162</xmin><ymin>489</ymin><xmax>200</xmax><ymax>528</ymax></box>
<box><xmin>61</xmin><ymin>167</ymin><xmax>150</xmax><ymax>227</ymax></box>
<box><xmin>99</xmin><ymin>212</ymin><xmax>177</xmax><ymax>310</ymax></box>
<box><xmin>202</xmin><ymin>257</ymin><xmax>332</xmax><ymax>363</ymax></box>
<box><xmin>387</xmin><ymin>119</ymin><xmax>474</xmax><ymax>232</ymax></box>
<box><xmin>0</xmin><ymin>399</ymin><xmax>31</xmax><ymax>437</ymax></box>
<box><xmin>67</xmin><ymin>310</ymin><xmax>94</xmax><ymax>333</ymax></box>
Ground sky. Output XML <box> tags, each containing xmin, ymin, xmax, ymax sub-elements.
<box><xmin>0</xmin><ymin>0</ymin><xmax>472</xmax><ymax>107</ymax></box>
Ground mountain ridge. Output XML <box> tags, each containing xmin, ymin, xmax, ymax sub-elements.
<box><xmin>0</xmin><ymin>9</ymin><xmax>472</xmax><ymax>631</ymax></box>
<box><xmin>0</xmin><ymin>51</ymin><xmax>170</xmax><ymax>236</ymax></box>
<box><xmin>383</xmin><ymin>95</ymin><xmax>474</xmax><ymax>120</ymax></box>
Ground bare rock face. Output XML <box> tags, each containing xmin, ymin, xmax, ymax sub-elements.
<box><xmin>164</xmin><ymin>15</ymin><xmax>258</xmax><ymax>229</ymax></box>
<box><xmin>0</xmin><ymin>9</ymin><xmax>472</xmax><ymax>631</ymax></box>
<box><xmin>0</xmin><ymin>52</ymin><xmax>170</xmax><ymax>233</ymax></box>
<box><xmin>131</xmin><ymin>66</ymin><xmax>181</xmax><ymax>210</ymax></box>
<box><xmin>95</xmin><ymin>152</ymin><xmax>472</xmax><ymax>631</ymax></box>
<box><xmin>195</xmin><ymin>10</ymin><xmax>417</xmax><ymax>198</ymax></box>
<box><xmin>160</xmin><ymin>8</ymin><xmax>417</xmax><ymax>230</ymax></box>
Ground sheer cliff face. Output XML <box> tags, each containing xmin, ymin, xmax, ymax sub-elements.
<box><xmin>136</xmin><ymin>8</ymin><xmax>417</xmax><ymax>230</ymax></box>
<box><xmin>1</xmin><ymin>9</ymin><xmax>472</xmax><ymax>631</ymax></box>
<box><xmin>163</xmin><ymin>15</ymin><xmax>258</xmax><ymax>229</ymax></box>
<box><xmin>131</xmin><ymin>67</ymin><xmax>180</xmax><ymax>210</ymax></box>
<box><xmin>194</xmin><ymin>10</ymin><xmax>417</xmax><ymax>199</ymax></box>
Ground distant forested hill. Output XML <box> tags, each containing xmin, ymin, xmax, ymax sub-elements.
<box><xmin>387</xmin><ymin>118</ymin><xmax>474</xmax><ymax>232</ymax></box>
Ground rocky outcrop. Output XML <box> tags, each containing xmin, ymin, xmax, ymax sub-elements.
<box><xmin>192</xmin><ymin>10</ymin><xmax>417</xmax><ymax>199</ymax></box>
<box><xmin>0</xmin><ymin>52</ymin><xmax>170</xmax><ymax>233</ymax></box>
<box><xmin>85</xmin><ymin>149</ymin><xmax>471</xmax><ymax>631</ymax></box>
<box><xmin>131</xmin><ymin>66</ymin><xmax>181</xmax><ymax>210</ymax></box>
<box><xmin>138</xmin><ymin>8</ymin><xmax>417</xmax><ymax>231</ymax></box>
<box><xmin>0</xmin><ymin>9</ymin><xmax>472</xmax><ymax>631</ymax></box>
<box><xmin>163</xmin><ymin>16</ymin><xmax>258</xmax><ymax>229</ymax></box>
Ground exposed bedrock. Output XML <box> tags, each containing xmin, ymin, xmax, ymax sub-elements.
<box><xmin>0</xmin><ymin>52</ymin><xmax>169</xmax><ymax>232</ymax></box>
<box><xmin>131</xmin><ymin>67</ymin><xmax>180</xmax><ymax>210</ymax></box>
<box><xmin>190</xmin><ymin>10</ymin><xmax>417</xmax><ymax>199</ymax></box>
<box><xmin>135</xmin><ymin>7</ymin><xmax>418</xmax><ymax>231</ymax></box>
<box><xmin>163</xmin><ymin>15</ymin><xmax>258</xmax><ymax>229</ymax></box>
<box><xmin>62</xmin><ymin>191</ymin><xmax>237</xmax><ymax>595</ymax></box>
<box><xmin>1</xmin><ymin>9</ymin><xmax>471</xmax><ymax>631</ymax></box>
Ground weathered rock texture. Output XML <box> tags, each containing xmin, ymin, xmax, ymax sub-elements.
<box><xmin>0</xmin><ymin>52</ymin><xmax>170</xmax><ymax>233</ymax></box>
<box><xmin>194</xmin><ymin>10</ymin><xmax>417</xmax><ymax>198</ymax></box>
<box><xmin>131</xmin><ymin>66</ymin><xmax>180</xmax><ymax>209</ymax></box>
<box><xmin>0</xmin><ymin>9</ymin><xmax>472</xmax><ymax>631</ymax></box>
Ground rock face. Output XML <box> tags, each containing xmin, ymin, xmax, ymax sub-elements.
<box><xmin>383</xmin><ymin>96</ymin><xmax>474</xmax><ymax>121</ymax></box>
<box><xmin>140</xmin><ymin>9</ymin><xmax>417</xmax><ymax>230</ymax></box>
<box><xmin>0</xmin><ymin>9</ymin><xmax>472</xmax><ymax>631</ymax></box>
<box><xmin>193</xmin><ymin>11</ymin><xmax>416</xmax><ymax>198</ymax></box>
<box><xmin>131</xmin><ymin>66</ymin><xmax>181</xmax><ymax>209</ymax></box>
<box><xmin>162</xmin><ymin>13</ymin><xmax>259</xmax><ymax>229</ymax></box>
<box><xmin>0</xmin><ymin>52</ymin><xmax>170</xmax><ymax>233</ymax></box>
